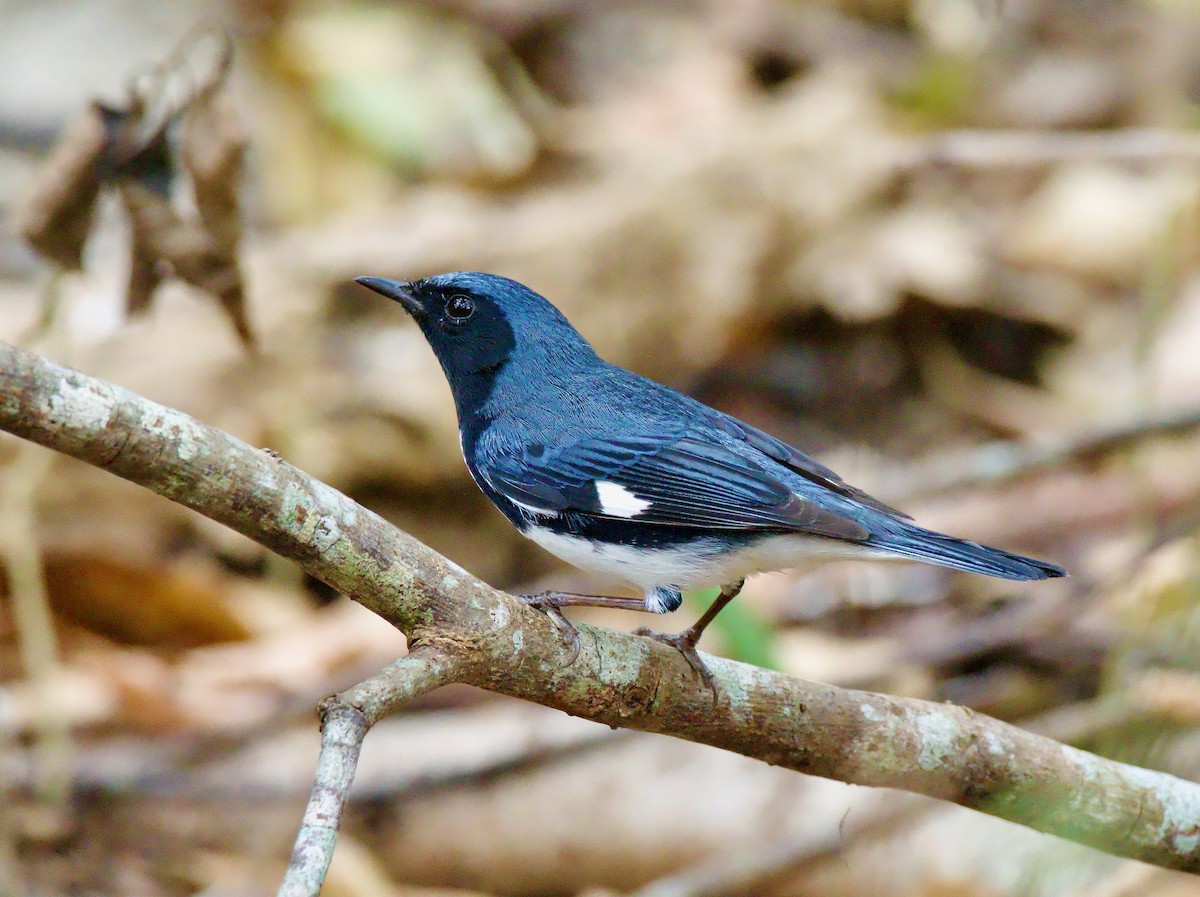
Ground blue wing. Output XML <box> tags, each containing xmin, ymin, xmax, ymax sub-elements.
<box><xmin>703</xmin><ymin>413</ymin><xmax>912</xmax><ymax>519</ymax></box>
<box><xmin>479</xmin><ymin>434</ymin><xmax>870</xmax><ymax>541</ymax></box>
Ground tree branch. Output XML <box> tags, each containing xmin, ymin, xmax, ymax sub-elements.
<box><xmin>3</xmin><ymin>340</ymin><xmax>1200</xmax><ymax>878</ymax></box>
<box><xmin>279</xmin><ymin>650</ymin><xmax>462</xmax><ymax>897</ymax></box>
<box><xmin>896</xmin><ymin>128</ymin><xmax>1200</xmax><ymax>170</ymax></box>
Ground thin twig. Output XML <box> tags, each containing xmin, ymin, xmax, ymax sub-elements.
<box><xmin>895</xmin><ymin>128</ymin><xmax>1200</xmax><ymax>170</ymax></box>
<box><xmin>0</xmin><ymin>441</ymin><xmax>70</xmax><ymax>802</ymax></box>
<box><xmin>890</xmin><ymin>404</ymin><xmax>1200</xmax><ymax>502</ymax></box>
<box><xmin>1</xmin><ymin>272</ymin><xmax>74</xmax><ymax>806</ymax></box>
<box><xmin>279</xmin><ymin>650</ymin><xmax>462</xmax><ymax>897</ymax></box>
<box><xmin>628</xmin><ymin>798</ymin><xmax>925</xmax><ymax>897</ymax></box>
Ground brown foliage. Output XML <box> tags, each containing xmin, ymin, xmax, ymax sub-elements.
<box><xmin>16</xmin><ymin>31</ymin><xmax>255</xmax><ymax>348</ymax></box>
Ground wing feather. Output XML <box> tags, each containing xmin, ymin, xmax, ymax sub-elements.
<box><xmin>481</xmin><ymin>435</ymin><xmax>868</xmax><ymax>541</ymax></box>
<box><xmin>710</xmin><ymin>414</ymin><xmax>911</xmax><ymax>519</ymax></box>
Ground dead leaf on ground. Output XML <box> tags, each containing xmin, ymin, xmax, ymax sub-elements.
<box><xmin>40</xmin><ymin>553</ymin><xmax>251</xmax><ymax>649</ymax></box>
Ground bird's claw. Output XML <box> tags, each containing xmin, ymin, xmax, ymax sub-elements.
<box><xmin>519</xmin><ymin>593</ymin><xmax>582</xmax><ymax>665</ymax></box>
<box><xmin>633</xmin><ymin>626</ymin><xmax>719</xmax><ymax>702</ymax></box>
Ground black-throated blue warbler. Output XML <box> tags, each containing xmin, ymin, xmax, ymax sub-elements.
<box><xmin>357</xmin><ymin>272</ymin><xmax>1066</xmax><ymax>691</ymax></box>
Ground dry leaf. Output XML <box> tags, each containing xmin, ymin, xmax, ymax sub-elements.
<box><xmin>181</xmin><ymin>89</ymin><xmax>246</xmax><ymax>247</ymax></box>
<box><xmin>116</xmin><ymin>121</ymin><xmax>176</xmax><ymax>315</ymax></box>
<box><xmin>41</xmin><ymin>553</ymin><xmax>252</xmax><ymax>649</ymax></box>
<box><xmin>118</xmin><ymin>158</ymin><xmax>255</xmax><ymax>348</ymax></box>
<box><xmin>117</xmin><ymin>179</ymin><xmax>210</xmax><ymax>287</ymax></box>
<box><xmin>16</xmin><ymin>29</ymin><xmax>254</xmax><ymax>349</ymax></box>
<box><xmin>15</xmin><ymin>102</ymin><xmax>123</xmax><ymax>270</ymax></box>
<box><xmin>179</xmin><ymin>88</ymin><xmax>255</xmax><ymax>349</ymax></box>
<box><xmin>125</xmin><ymin>213</ymin><xmax>170</xmax><ymax>316</ymax></box>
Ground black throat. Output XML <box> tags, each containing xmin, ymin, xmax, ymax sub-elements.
<box><xmin>450</xmin><ymin>361</ymin><xmax>510</xmax><ymax>453</ymax></box>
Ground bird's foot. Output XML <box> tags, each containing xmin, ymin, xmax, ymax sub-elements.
<box><xmin>633</xmin><ymin>625</ymin><xmax>718</xmax><ymax>702</ymax></box>
<box><xmin>519</xmin><ymin>592</ymin><xmax>582</xmax><ymax>665</ymax></box>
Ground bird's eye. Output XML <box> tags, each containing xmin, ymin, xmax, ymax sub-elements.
<box><xmin>446</xmin><ymin>295</ymin><xmax>475</xmax><ymax>322</ymax></box>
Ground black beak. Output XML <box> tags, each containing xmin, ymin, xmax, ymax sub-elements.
<box><xmin>355</xmin><ymin>276</ymin><xmax>425</xmax><ymax>318</ymax></box>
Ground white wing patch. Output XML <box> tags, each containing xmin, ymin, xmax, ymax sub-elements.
<box><xmin>595</xmin><ymin>480</ymin><xmax>652</xmax><ymax>518</ymax></box>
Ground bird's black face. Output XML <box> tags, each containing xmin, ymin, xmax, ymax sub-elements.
<box><xmin>356</xmin><ymin>275</ymin><xmax>516</xmax><ymax>380</ymax></box>
<box><xmin>358</xmin><ymin>271</ymin><xmax>599</xmax><ymax>424</ymax></box>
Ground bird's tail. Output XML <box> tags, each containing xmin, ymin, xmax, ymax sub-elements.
<box><xmin>873</xmin><ymin>525</ymin><xmax>1066</xmax><ymax>581</ymax></box>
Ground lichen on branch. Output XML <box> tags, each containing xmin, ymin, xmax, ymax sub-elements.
<box><xmin>1</xmin><ymin>338</ymin><xmax>1199</xmax><ymax>879</ymax></box>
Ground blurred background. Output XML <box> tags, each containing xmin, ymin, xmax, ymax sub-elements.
<box><xmin>3</xmin><ymin>0</ymin><xmax>1200</xmax><ymax>894</ymax></box>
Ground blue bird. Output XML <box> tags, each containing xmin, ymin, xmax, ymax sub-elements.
<box><xmin>357</xmin><ymin>272</ymin><xmax>1066</xmax><ymax>691</ymax></box>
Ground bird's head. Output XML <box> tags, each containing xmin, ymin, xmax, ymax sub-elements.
<box><xmin>356</xmin><ymin>272</ymin><xmax>597</xmax><ymax>405</ymax></box>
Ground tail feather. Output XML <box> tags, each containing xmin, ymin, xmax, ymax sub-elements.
<box><xmin>874</xmin><ymin>527</ymin><xmax>1066</xmax><ymax>581</ymax></box>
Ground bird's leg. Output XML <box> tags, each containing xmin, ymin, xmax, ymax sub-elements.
<box><xmin>519</xmin><ymin>591</ymin><xmax>651</xmax><ymax>664</ymax></box>
<box><xmin>633</xmin><ymin>578</ymin><xmax>745</xmax><ymax>700</ymax></box>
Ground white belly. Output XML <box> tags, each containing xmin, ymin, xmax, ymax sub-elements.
<box><xmin>523</xmin><ymin>525</ymin><xmax>889</xmax><ymax>592</ymax></box>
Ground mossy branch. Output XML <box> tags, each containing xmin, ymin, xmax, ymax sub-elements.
<box><xmin>2</xmin><ymin>340</ymin><xmax>1200</xmax><ymax>893</ymax></box>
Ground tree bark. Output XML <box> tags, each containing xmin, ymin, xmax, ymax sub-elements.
<box><xmin>2</xmin><ymin>339</ymin><xmax>1200</xmax><ymax>877</ymax></box>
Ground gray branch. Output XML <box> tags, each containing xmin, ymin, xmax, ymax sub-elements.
<box><xmin>896</xmin><ymin>128</ymin><xmax>1200</xmax><ymax>169</ymax></box>
<box><xmin>2</xmin><ymin>340</ymin><xmax>1200</xmax><ymax>884</ymax></box>
<box><xmin>278</xmin><ymin>651</ymin><xmax>461</xmax><ymax>897</ymax></box>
